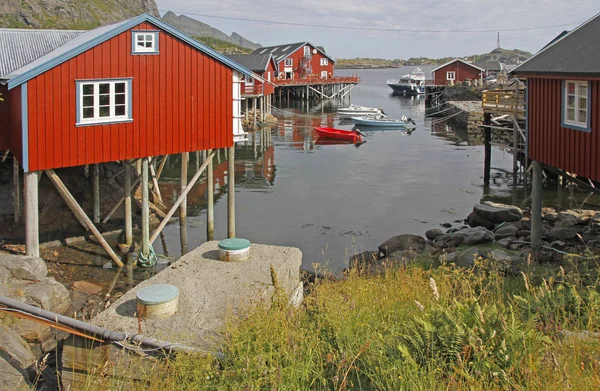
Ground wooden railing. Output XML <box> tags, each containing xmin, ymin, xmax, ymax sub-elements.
<box><xmin>272</xmin><ymin>76</ymin><xmax>360</xmax><ymax>86</ymax></box>
<box><xmin>242</xmin><ymin>84</ymin><xmax>263</xmax><ymax>96</ymax></box>
<box><xmin>482</xmin><ymin>89</ymin><xmax>526</xmax><ymax>120</ymax></box>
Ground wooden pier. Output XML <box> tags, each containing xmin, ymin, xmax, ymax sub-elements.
<box><xmin>273</xmin><ymin>75</ymin><xmax>360</xmax><ymax>105</ymax></box>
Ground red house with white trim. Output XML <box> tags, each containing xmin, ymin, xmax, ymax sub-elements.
<box><xmin>251</xmin><ymin>42</ymin><xmax>334</xmax><ymax>80</ymax></box>
<box><xmin>226</xmin><ymin>53</ymin><xmax>277</xmax><ymax>97</ymax></box>
<box><xmin>432</xmin><ymin>59</ymin><xmax>484</xmax><ymax>86</ymax></box>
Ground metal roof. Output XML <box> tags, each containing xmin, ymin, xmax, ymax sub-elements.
<box><xmin>2</xmin><ymin>13</ymin><xmax>253</xmax><ymax>89</ymax></box>
<box><xmin>225</xmin><ymin>54</ymin><xmax>274</xmax><ymax>72</ymax></box>
<box><xmin>432</xmin><ymin>59</ymin><xmax>485</xmax><ymax>73</ymax></box>
<box><xmin>512</xmin><ymin>13</ymin><xmax>600</xmax><ymax>76</ymax></box>
<box><xmin>473</xmin><ymin>61</ymin><xmax>501</xmax><ymax>72</ymax></box>
<box><xmin>251</xmin><ymin>41</ymin><xmax>334</xmax><ymax>64</ymax></box>
<box><xmin>0</xmin><ymin>28</ymin><xmax>85</xmax><ymax>79</ymax></box>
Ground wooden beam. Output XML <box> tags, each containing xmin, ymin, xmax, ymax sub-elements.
<box><xmin>102</xmin><ymin>174</ymin><xmax>141</xmax><ymax>224</ymax></box>
<box><xmin>228</xmin><ymin>146</ymin><xmax>235</xmax><ymax>238</ymax></box>
<box><xmin>149</xmin><ymin>151</ymin><xmax>215</xmax><ymax>245</ymax></box>
<box><xmin>93</xmin><ymin>164</ymin><xmax>100</xmax><ymax>224</ymax></box>
<box><xmin>24</xmin><ymin>171</ymin><xmax>39</xmax><ymax>257</ymax></box>
<box><xmin>207</xmin><ymin>149</ymin><xmax>214</xmax><ymax>241</ymax></box>
<box><xmin>123</xmin><ymin>161</ymin><xmax>132</xmax><ymax>246</ymax></box>
<box><xmin>179</xmin><ymin>152</ymin><xmax>188</xmax><ymax>255</ymax></box>
<box><xmin>155</xmin><ymin>155</ymin><xmax>168</xmax><ymax>180</ymax></box>
<box><xmin>148</xmin><ymin>157</ymin><xmax>163</xmax><ymax>203</ymax></box>
<box><xmin>531</xmin><ymin>162</ymin><xmax>543</xmax><ymax>250</ymax></box>
<box><xmin>45</xmin><ymin>169</ymin><xmax>124</xmax><ymax>267</ymax></box>
<box><xmin>141</xmin><ymin>159</ymin><xmax>150</xmax><ymax>258</ymax></box>
<box><xmin>13</xmin><ymin>157</ymin><xmax>20</xmax><ymax>224</ymax></box>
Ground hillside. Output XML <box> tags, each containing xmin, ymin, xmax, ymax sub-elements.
<box><xmin>162</xmin><ymin>11</ymin><xmax>261</xmax><ymax>51</ymax></box>
<box><xmin>194</xmin><ymin>36</ymin><xmax>252</xmax><ymax>55</ymax></box>
<box><xmin>0</xmin><ymin>0</ymin><xmax>159</xmax><ymax>29</ymax></box>
<box><xmin>337</xmin><ymin>48</ymin><xmax>533</xmax><ymax>69</ymax></box>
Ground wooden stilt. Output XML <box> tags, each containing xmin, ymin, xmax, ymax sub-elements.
<box><xmin>141</xmin><ymin>158</ymin><xmax>150</xmax><ymax>258</ymax></box>
<box><xmin>103</xmin><ymin>174</ymin><xmax>140</xmax><ymax>224</ymax></box>
<box><xmin>45</xmin><ymin>169</ymin><xmax>124</xmax><ymax>267</ymax></box>
<box><xmin>227</xmin><ymin>145</ymin><xmax>235</xmax><ymax>238</ymax></box>
<box><xmin>155</xmin><ymin>155</ymin><xmax>168</xmax><ymax>180</ymax></box>
<box><xmin>84</xmin><ymin>165</ymin><xmax>89</xmax><ymax>178</ymax></box>
<box><xmin>179</xmin><ymin>152</ymin><xmax>188</xmax><ymax>255</ymax></box>
<box><xmin>483</xmin><ymin>114</ymin><xmax>492</xmax><ymax>187</ymax></box>
<box><xmin>149</xmin><ymin>158</ymin><xmax>163</xmax><ymax>203</ymax></box>
<box><xmin>253</xmin><ymin>97</ymin><xmax>257</xmax><ymax>127</ymax></box>
<box><xmin>149</xmin><ymin>151</ymin><xmax>215</xmax><ymax>245</ymax></box>
<box><xmin>123</xmin><ymin>161</ymin><xmax>133</xmax><ymax>246</ymax></box>
<box><xmin>531</xmin><ymin>161</ymin><xmax>543</xmax><ymax>250</ymax></box>
<box><xmin>24</xmin><ymin>171</ymin><xmax>39</xmax><ymax>257</ymax></box>
<box><xmin>207</xmin><ymin>149</ymin><xmax>214</xmax><ymax>241</ymax></box>
<box><xmin>13</xmin><ymin>157</ymin><xmax>20</xmax><ymax>224</ymax></box>
<box><xmin>93</xmin><ymin>164</ymin><xmax>100</xmax><ymax>224</ymax></box>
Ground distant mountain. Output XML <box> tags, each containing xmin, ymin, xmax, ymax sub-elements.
<box><xmin>161</xmin><ymin>11</ymin><xmax>261</xmax><ymax>51</ymax></box>
<box><xmin>470</xmin><ymin>48</ymin><xmax>532</xmax><ymax>64</ymax></box>
<box><xmin>0</xmin><ymin>0</ymin><xmax>159</xmax><ymax>29</ymax></box>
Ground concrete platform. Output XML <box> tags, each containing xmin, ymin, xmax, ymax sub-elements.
<box><xmin>92</xmin><ymin>241</ymin><xmax>302</xmax><ymax>350</ymax></box>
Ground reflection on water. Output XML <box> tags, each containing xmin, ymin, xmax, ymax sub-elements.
<box><xmin>150</xmin><ymin>69</ymin><xmax>600</xmax><ymax>272</ymax></box>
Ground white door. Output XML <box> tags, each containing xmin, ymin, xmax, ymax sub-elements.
<box><xmin>321</xmin><ymin>71</ymin><xmax>328</xmax><ymax>79</ymax></box>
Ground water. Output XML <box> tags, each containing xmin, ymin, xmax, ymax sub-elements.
<box><xmin>152</xmin><ymin>68</ymin><xmax>599</xmax><ymax>271</ymax></box>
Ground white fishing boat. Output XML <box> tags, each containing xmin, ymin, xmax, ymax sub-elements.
<box><xmin>351</xmin><ymin>115</ymin><xmax>416</xmax><ymax>128</ymax></box>
<box><xmin>387</xmin><ymin>67</ymin><xmax>426</xmax><ymax>95</ymax></box>
<box><xmin>337</xmin><ymin>104</ymin><xmax>384</xmax><ymax>118</ymax></box>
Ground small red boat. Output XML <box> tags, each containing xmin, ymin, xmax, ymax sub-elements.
<box><xmin>315</xmin><ymin>127</ymin><xmax>363</xmax><ymax>143</ymax></box>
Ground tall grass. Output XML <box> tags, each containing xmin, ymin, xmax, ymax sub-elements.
<box><xmin>84</xmin><ymin>256</ymin><xmax>600</xmax><ymax>390</ymax></box>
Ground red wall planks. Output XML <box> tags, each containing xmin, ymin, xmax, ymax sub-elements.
<box><xmin>0</xmin><ymin>84</ymin><xmax>23</xmax><ymax>163</ymax></box>
<box><xmin>22</xmin><ymin>21</ymin><xmax>235</xmax><ymax>172</ymax></box>
<box><xmin>527</xmin><ymin>77</ymin><xmax>600</xmax><ymax>182</ymax></box>
<box><xmin>276</xmin><ymin>44</ymin><xmax>335</xmax><ymax>79</ymax></box>
<box><xmin>433</xmin><ymin>61</ymin><xmax>482</xmax><ymax>86</ymax></box>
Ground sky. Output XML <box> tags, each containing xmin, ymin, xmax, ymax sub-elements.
<box><xmin>155</xmin><ymin>1</ymin><xmax>599</xmax><ymax>59</ymax></box>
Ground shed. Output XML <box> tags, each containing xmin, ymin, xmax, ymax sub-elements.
<box><xmin>431</xmin><ymin>59</ymin><xmax>484</xmax><ymax>86</ymax></box>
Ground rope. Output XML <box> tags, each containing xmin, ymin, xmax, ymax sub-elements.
<box><xmin>430</xmin><ymin>109</ymin><xmax>465</xmax><ymax>125</ymax></box>
<box><xmin>137</xmin><ymin>245</ymin><xmax>157</xmax><ymax>268</ymax></box>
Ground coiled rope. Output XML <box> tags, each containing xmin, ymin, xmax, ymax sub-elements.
<box><xmin>137</xmin><ymin>245</ymin><xmax>158</xmax><ymax>268</ymax></box>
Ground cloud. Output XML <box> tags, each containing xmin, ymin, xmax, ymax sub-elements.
<box><xmin>155</xmin><ymin>0</ymin><xmax>599</xmax><ymax>58</ymax></box>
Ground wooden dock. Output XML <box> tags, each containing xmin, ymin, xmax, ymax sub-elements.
<box><xmin>482</xmin><ymin>89</ymin><xmax>526</xmax><ymax>120</ymax></box>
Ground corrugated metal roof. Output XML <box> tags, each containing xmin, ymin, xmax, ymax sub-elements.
<box><xmin>513</xmin><ymin>13</ymin><xmax>600</xmax><ymax>76</ymax></box>
<box><xmin>0</xmin><ymin>28</ymin><xmax>85</xmax><ymax>79</ymax></box>
<box><xmin>251</xmin><ymin>41</ymin><xmax>334</xmax><ymax>63</ymax></box>
<box><xmin>225</xmin><ymin>54</ymin><xmax>273</xmax><ymax>72</ymax></box>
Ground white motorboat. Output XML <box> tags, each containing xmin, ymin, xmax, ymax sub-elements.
<box><xmin>337</xmin><ymin>104</ymin><xmax>384</xmax><ymax>118</ymax></box>
<box><xmin>387</xmin><ymin>67</ymin><xmax>426</xmax><ymax>95</ymax></box>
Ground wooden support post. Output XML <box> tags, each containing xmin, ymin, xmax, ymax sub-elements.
<box><xmin>253</xmin><ymin>97</ymin><xmax>257</xmax><ymax>127</ymax></box>
<box><xmin>148</xmin><ymin>158</ymin><xmax>163</xmax><ymax>203</ymax></box>
<box><xmin>141</xmin><ymin>158</ymin><xmax>150</xmax><ymax>258</ymax></box>
<box><xmin>45</xmin><ymin>169</ymin><xmax>124</xmax><ymax>267</ymax></box>
<box><xmin>531</xmin><ymin>161</ymin><xmax>543</xmax><ymax>250</ymax></box>
<box><xmin>513</xmin><ymin>82</ymin><xmax>520</xmax><ymax>186</ymax></box>
<box><xmin>13</xmin><ymin>157</ymin><xmax>20</xmax><ymax>224</ymax></box>
<box><xmin>483</xmin><ymin>114</ymin><xmax>492</xmax><ymax>187</ymax></box>
<box><xmin>24</xmin><ymin>171</ymin><xmax>39</xmax><ymax>257</ymax></box>
<box><xmin>207</xmin><ymin>149</ymin><xmax>214</xmax><ymax>241</ymax></box>
<box><xmin>155</xmin><ymin>155</ymin><xmax>168</xmax><ymax>180</ymax></box>
<box><xmin>228</xmin><ymin>145</ymin><xmax>235</xmax><ymax>238</ymax></box>
<box><xmin>149</xmin><ymin>151</ymin><xmax>215</xmax><ymax>245</ymax></box>
<box><xmin>179</xmin><ymin>152</ymin><xmax>188</xmax><ymax>255</ymax></box>
<box><xmin>123</xmin><ymin>161</ymin><xmax>132</xmax><ymax>246</ymax></box>
<box><xmin>93</xmin><ymin>164</ymin><xmax>100</xmax><ymax>224</ymax></box>
<box><xmin>103</xmin><ymin>174</ymin><xmax>141</xmax><ymax>224</ymax></box>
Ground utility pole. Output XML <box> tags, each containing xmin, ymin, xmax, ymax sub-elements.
<box><xmin>496</xmin><ymin>32</ymin><xmax>501</xmax><ymax>49</ymax></box>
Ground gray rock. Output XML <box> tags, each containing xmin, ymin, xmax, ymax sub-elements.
<box><xmin>466</xmin><ymin>211</ymin><xmax>496</xmax><ymax>230</ymax></box>
<box><xmin>453</xmin><ymin>226</ymin><xmax>495</xmax><ymax>246</ymax></box>
<box><xmin>440</xmin><ymin>251</ymin><xmax>458</xmax><ymax>263</ymax></box>
<box><xmin>0</xmin><ymin>325</ymin><xmax>36</xmax><ymax>370</ymax></box>
<box><xmin>577</xmin><ymin>215</ymin><xmax>592</xmax><ymax>225</ymax></box>
<box><xmin>543</xmin><ymin>213</ymin><xmax>557</xmax><ymax>222</ymax></box>
<box><xmin>0</xmin><ymin>266</ymin><xmax>10</xmax><ymax>286</ymax></box>
<box><xmin>497</xmin><ymin>237</ymin><xmax>514</xmax><ymax>249</ymax></box>
<box><xmin>433</xmin><ymin>234</ymin><xmax>464</xmax><ymax>249</ymax></box>
<box><xmin>473</xmin><ymin>202</ymin><xmax>523</xmax><ymax>223</ymax></box>
<box><xmin>378</xmin><ymin>234</ymin><xmax>426</xmax><ymax>257</ymax></box>
<box><xmin>454</xmin><ymin>247</ymin><xmax>482</xmax><ymax>268</ymax></box>
<box><xmin>10</xmin><ymin>278</ymin><xmax>71</xmax><ymax>315</ymax></box>
<box><xmin>425</xmin><ymin>228</ymin><xmax>444</xmax><ymax>241</ymax></box>
<box><xmin>551</xmin><ymin>240</ymin><xmax>566</xmax><ymax>249</ymax></box>
<box><xmin>0</xmin><ymin>254</ymin><xmax>47</xmax><ymax>281</ymax></box>
<box><xmin>517</xmin><ymin>230</ymin><xmax>531</xmax><ymax>238</ymax></box>
<box><xmin>488</xmin><ymin>249</ymin><xmax>510</xmax><ymax>262</ymax></box>
<box><xmin>69</xmin><ymin>290</ymin><xmax>89</xmax><ymax>314</ymax></box>
<box><xmin>495</xmin><ymin>224</ymin><xmax>519</xmax><ymax>239</ymax></box>
<box><xmin>548</xmin><ymin>227</ymin><xmax>578</xmax><ymax>241</ymax></box>
<box><xmin>0</xmin><ymin>354</ymin><xmax>30</xmax><ymax>390</ymax></box>
<box><xmin>556</xmin><ymin>213</ymin><xmax>578</xmax><ymax>228</ymax></box>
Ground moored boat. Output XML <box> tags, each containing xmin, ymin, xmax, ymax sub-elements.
<box><xmin>351</xmin><ymin>116</ymin><xmax>416</xmax><ymax>128</ymax></box>
<box><xmin>337</xmin><ymin>104</ymin><xmax>384</xmax><ymax>118</ymax></box>
<box><xmin>387</xmin><ymin>67</ymin><xmax>426</xmax><ymax>95</ymax></box>
<box><xmin>315</xmin><ymin>127</ymin><xmax>364</xmax><ymax>142</ymax></box>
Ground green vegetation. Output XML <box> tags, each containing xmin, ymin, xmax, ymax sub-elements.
<box><xmin>82</xmin><ymin>251</ymin><xmax>600</xmax><ymax>390</ymax></box>
<box><xmin>337</xmin><ymin>48</ymin><xmax>533</xmax><ymax>69</ymax></box>
<box><xmin>194</xmin><ymin>36</ymin><xmax>252</xmax><ymax>54</ymax></box>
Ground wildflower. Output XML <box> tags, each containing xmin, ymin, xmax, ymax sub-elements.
<box><xmin>429</xmin><ymin>277</ymin><xmax>439</xmax><ymax>301</ymax></box>
<box><xmin>414</xmin><ymin>300</ymin><xmax>425</xmax><ymax>312</ymax></box>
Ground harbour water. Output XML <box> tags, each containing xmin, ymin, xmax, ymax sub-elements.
<box><xmin>152</xmin><ymin>67</ymin><xmax>580</xmax><ymax>271</ymax></box>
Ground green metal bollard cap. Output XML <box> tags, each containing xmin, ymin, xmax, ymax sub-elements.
<box><xmin>218</xmin><ymin>238</ymin><xmax>251</xmax><ymax>251</ymax></box>
<box><xmin>137</xmin><ymin>284</ymin><xmax>179</xmax><ymax>305</ymax></box>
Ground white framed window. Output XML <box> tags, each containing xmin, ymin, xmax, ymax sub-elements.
<box><xmin>320</xmin><ymin>58</ymin><xmax>328</xmax><ymax>66</ymax></box>
<box><xmin>245</xmin><ymin>76</ymin><xmax>254</xmax><ymax>85</ymax></box>
<box><xmin>76</xmin><ymin>79</ymin><xmax>132</xmax><ymax>126</ymax></box>
<box><xmin>446</xmin><ymin>71</ymin><xmax>456</xmax><ymax>81</ymax></box>
<box><xmin>132</xmin><ymin>31</ymin><xmax>159</xmax><ymax>54</ymax></box>
<box><xmin>267</xmin><ymin>71</ymin><xmax>271</xmax><ymax>82</ymax></box>
<box><xmin>304</xmin><ymin>46</ymin><xmax>311</xmax><ymax>56</ymax></box>
<box><xmin>284</xmin><ymin>58</ymin><xmax>293</xmax><ymax>66</ymax></box>
<box><xmin>321</xmin><ymin>71</ymin><xmax>328</xmax><ymax>79</ymax></box>
<box><xmin>563</xmin><ymin>80</ymin><xmax>590</xmax><ymax>130</ymax></box>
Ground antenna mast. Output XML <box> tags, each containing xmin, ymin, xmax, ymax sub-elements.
<box><xmin>496</xmin><ymin>32</ymin><xmax>500</xmax><ymax>49</ymax></box>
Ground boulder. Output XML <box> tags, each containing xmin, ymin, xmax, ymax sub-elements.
<box><xmin>454</xmin><ymin>247</ymin><xmax>482</xmax><ymax>268</ymax></box>
<box><xmin>10</xmin><ymin>278</ymin><xmax>71</xmax><ymax>315</ymax></box>
<box><xmin>548</xmin><ymin>227</ymin><xmax>578</xmax><ymax>241</ymax></box>
<box><xmin>551</xmin><ymin>240</ymin><xmax>566</xmax><ymax>249</ymax></box>
<box><xmin>495</xmin><ymin>224</ymin><xmax>519</xmax><ymax>239</ymax></box>
<box><xmin>466</xmin><ymin>211</ymin><xmax>496</xmax><ymax>230</ymax></box>
<box><xmin>556</xmin><ymin>213</ymin><xmax>578</xmax><ymax>228</ymax></box>
<box><xmin>497</xmin><ymin>237</ymin><xmax>514</xmax><ymax>249</ymax></box>
<box><xmin>433</xmin><ymin>234</ymin><xmax>464</xmax><ymax>249</ymax></box>
<box><xmin>425</xmin><ymin>228</ymin><xmax>444</xmax><ymax>241</ymax></box>
<box><xmin>348</xmin><ymin>251</ymin><xmax>379</xmax><ymax>268</ymax></box>
<box><xmin>488</xmin><ymin>249</ymin><xmax>510</xmax><ymax>262</ymax></box>
<box><xmin>0</xmin><ymin>254</ymin><xmax>47</xmax><ymax>281</ymax></box>
<box><xmin>517</xmin><ymin>230</ymin><xmax>531</xmax><ymax>238</ymax></box>
<box><xmin>0</xmin><ymin>355</ymin><xmax>30</xmax><ymax>390</ymax></box>
<box><xmin>473</xmin><ymin>202</ymin><xmax>523</xmax><ymax>223</ymax></box>
<box><xmin>72</xmin><ymin>280</ymin><xmax>104</xmax><ymax>295</ymax></box>
<box><xmin>0</xmin><ymin>325</ymin><xmax>36</xmax><ymax>371</ymax></box>
<box><xmin>378</xmin><ymin>234</ymin><xmax>426</xmax><ymax>257</ymax></box>
<box><xmin>543</xmin><ymin>213</ymin><xmax>558</xmax><ymax>222</ymax></box>
<box><xmin>453</xmin><ymin>227</ymin><xmax>495</xmax><ymax>246</ymax></box>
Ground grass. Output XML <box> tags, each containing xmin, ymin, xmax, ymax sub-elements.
<box><xmin>78</xmin><ymin>254</ymin><xmax>600</xmax><ymax>390</ymax></box>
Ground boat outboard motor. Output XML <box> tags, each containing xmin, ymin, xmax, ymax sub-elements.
<box><xmin>409</xmin><ymin>117</ymin><xmax>416</xmax><ymax>125</ymax></box>
<box><xmin>354</xmin><ymin>128</ymin><xmax>367</xmax><ymax>138</ymax></box>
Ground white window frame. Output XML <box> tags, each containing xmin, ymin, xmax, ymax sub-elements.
<box><xmin>446</xmin><ymin>71</ymin><xmax>456</xmax><ymax>81</ymax></box>
<box><xmin>304</xmin><ymin>46</ymin><xmax>311</xmax><ymax>56</ymax></box>
<box><xmin>284</xmin><ymin>58</ymin><xmax>293</xmax><ymax>67</ymax></box>
<box><xmin>76</xmin><ymin>79</ymin><xmax>132</xmax><ymax>126</ymax></box>
<box><xmin>562</xmin><ymin>80</ymin><xmax>590</xmax><ymax>131</ymax></box>
<box><xmin>132</xmin><ymin>31</ymin><xmax>159</xmax><ymax>54</ymax></box>
<box><xmin>245</xmin><ymin>75</ymin><xmax>254</xmax><ymax>85</ymax></box>
<box><xmin>320</xmin><ymin>58</ymin><xmax>328</xmax><ymax>66</ymax></box>
<box><xmin>321</xmin><ymin>71</ymin><xmax>328</xmax><ymax>79</ymax></box>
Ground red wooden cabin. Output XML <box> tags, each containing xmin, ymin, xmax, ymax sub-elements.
<box><xmin>252</xmin><ymin>42</ymin><xmax>334</xmax><ymax>80</ymax></box>
<box><xmin>0</xmin><ymin>13</ymin><xmax>253</xmax><ymax>257</ymax></box>
<box><xmin>431</xmin><ymin>59</ymin><xmax>484</xmax><ymax>86</ymax></box>
<box><xmin>226</xmin><ymin>54</ymin><xmax>277</xmax><ymax>97</ymax></box>
<box><xmin>513</xmin><ymin>13</ymin><xmax>600</xmax><ymax>183</ymax></box>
